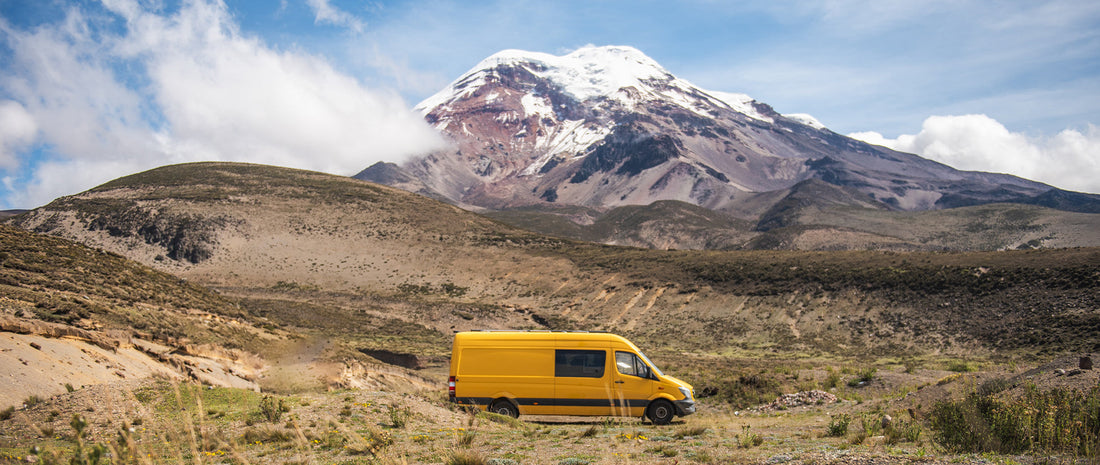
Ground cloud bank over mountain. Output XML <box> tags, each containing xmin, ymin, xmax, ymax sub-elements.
<box><xmin>0</xmin><ymin>0</ymin><xmax>445</xmax><ymax>208</ymax></box>
<box><xmin>850</xmin><ymin>115</ymin><xmax>1100</xmax><ymax>194</ymax></box>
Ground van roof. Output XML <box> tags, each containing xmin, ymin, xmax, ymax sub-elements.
<box><xmin>454</xmin><ymin>330</ymin><xmax>638</xmax><ymax>347</ymax></box>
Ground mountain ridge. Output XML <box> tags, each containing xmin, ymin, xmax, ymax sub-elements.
<box><xmin>357</xmin><ymin>45</ymin><xmax>1099</xmax><ymax>251</ymax></box>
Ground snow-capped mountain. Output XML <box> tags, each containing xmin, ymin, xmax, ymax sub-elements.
<box><xmin>358</xmin><ymin>45</ymin><xmax>1096</xmax><ymax>225</ymax></box>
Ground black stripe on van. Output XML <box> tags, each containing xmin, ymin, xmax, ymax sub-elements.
<box><xmin>452</xmin><ymin>397</ymin><xmax>651</xmax><ymax>408</ymax></box>
<box><xmin>516</xmin><ymin>398</ymin><xmax>651</xmax><ymax>408</ymax></box>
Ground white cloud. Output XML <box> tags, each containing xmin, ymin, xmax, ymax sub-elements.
<box><xmin>850</xmin><ymin>114</ymin><xmax>1100</xmax><ymax>194</ymax></box>
<box><xmin>305</xmin><ymin>0</ymin><xmax>365</xmax><ymax>33</ymax></box>
<box><xmin>0</xmin><ymin>101</ymin><xmax>37</xmax><ymax>168</ymax></box>
<box><xmin>0</xmin><ymin>0</ymin><xmax>447</xmax><ymax>208</ymax></box>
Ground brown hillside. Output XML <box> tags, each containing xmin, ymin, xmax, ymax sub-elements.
<box><xmin>8</xmin><ymin>162</ymin><xmax>1098</xmax><ymax>362</ymax></box>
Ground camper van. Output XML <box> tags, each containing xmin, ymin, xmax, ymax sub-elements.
<box><xmin>448</xmin><ymin>331</ymin><xmax>694</xmax><ymax>425</ymax></box>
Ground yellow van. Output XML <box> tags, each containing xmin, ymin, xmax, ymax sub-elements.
<box><xmin>448</xmin><ymin>330</ymin><xmax>695</xmax><ymax>424</ymax></box>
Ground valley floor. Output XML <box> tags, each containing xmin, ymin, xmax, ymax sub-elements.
<box><xmin>2</xmin><ymin>357</ymin><xmax>1097</xmax><ymax>465</ymax></box>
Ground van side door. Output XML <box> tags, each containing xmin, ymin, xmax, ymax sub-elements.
<box><xmin>553</xmin><ymin>349</ymin><xmax>613</xmax><ymax>416</ymax></box>
<box><xmin>612</xmin><ymin>351</ymin><xmax>654</xmax><ymax>417</ymax></box>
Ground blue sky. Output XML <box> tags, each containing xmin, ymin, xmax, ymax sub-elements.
<box><xmin>1</xmin><ymin>0</ymin><xmax>1098</xmax><ymax>208</ymax></box>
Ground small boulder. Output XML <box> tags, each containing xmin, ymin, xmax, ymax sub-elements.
<box><xmin>1080</xmin><ymin>356</ymin><xmax>1093</xmax><ymax>370</ymax></box>
<box><xmin>1055</xmin><ymin>369</ymin><xmax>1067</xmax><ymax>376</ymax></box>
<box><xmin>881</xmin><ymin>415</ymin><xmax>893</xmax><ymax>431</ymax></box>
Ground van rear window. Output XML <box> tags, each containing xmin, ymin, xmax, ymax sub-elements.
<box><xmin>555</xmin><ymin>350</ymin><xmax>606</xmax><ymax>378</ymax></box>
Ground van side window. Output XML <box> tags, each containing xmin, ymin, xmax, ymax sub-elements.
<box><xmin>615</xmin><ymin>351</ymin><xmax>650</xmax><ymax>379</ymax></box>
<box><xmin>554</xmin><ymin>350</ymin><xmax>606</xmax><ymax>378</ymax></box>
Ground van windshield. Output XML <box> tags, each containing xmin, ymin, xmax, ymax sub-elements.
<box><xmin>637</xmin><ymin>350</ymin><xmax>664</xmax><ymax>377</ymax></box>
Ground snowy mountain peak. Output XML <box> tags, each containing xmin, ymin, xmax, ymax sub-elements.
<box><xmin>416</xmin><ymin>45</ymin><xmax>675</xmax><ymax>113</ymax></box>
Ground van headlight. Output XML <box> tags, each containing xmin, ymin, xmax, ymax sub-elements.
<box><xmin>678</xmin><ymin>387</ymin><xmax>692</xmax><ymax>400</ymax></box>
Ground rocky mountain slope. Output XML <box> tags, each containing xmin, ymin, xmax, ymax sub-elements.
<box><xmin>357</xmin><ymin>45</ymin><xmax>1100</xmax><ymax>250</ymax></box>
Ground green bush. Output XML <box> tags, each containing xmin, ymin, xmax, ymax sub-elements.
<box><xmin>931</xmin><ymin>384</ymin><xmax>1100</xmax><ymax>455</ymax></box>
<box><xmin>257</xmin><ymin>395</ymin><xmax>288</xmax><ymax>423</ymax></box>
<box><xmin>388</xmin><ymin>404</ymin><xmax>411</xmax><ymax>428</ymax></box>
<box><xmin>827</xmin><ymin>414</ymin><xmax>851</xmax><ymax>437</ymax></box>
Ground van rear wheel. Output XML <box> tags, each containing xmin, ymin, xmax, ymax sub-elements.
<box><xmin>646</xmin><ymin>399</ymin><xmax>674</xmax><ymax>425</ymax></box>
<box><xmin>489</xmin><ymin>399</ymin><xmax>519</xmax><ymax>418</ymax></box>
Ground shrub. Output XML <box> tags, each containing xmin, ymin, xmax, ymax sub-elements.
<box><xmin>884</xmin><ymin>417</ymin><xmax>921</xmax><ymax>445</ymax></box>
<box><xmin>827</xmin><ymin>414</ymin><xmax>851</xmax><ymax>437</ymax></box>
<box><xmin>0</xmin><ymin>406</ymin><xmax>14</xmax><ymax>421</ymax></box>
<box><xmin>257</xmin><ymin>395</ymin><xmax>288</xmax><ymax>423</ymax></box>
<box><xmin>736</xmin><ymin>425</ymin><xmax>763</xmax><ymax>448</ymax></box>
<box><xmin>388</xmin><ymin>404</ymin><xmax>411</xmax><ymax>429</ymax></box>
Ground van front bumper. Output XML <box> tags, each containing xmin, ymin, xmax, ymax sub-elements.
<box><xmin>674</xmin><ymin>399</ymin><xmax>696</xmax><ymax>416</ymax></box>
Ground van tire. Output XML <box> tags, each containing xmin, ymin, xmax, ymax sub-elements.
<box><xmin>646</xmin><ymin>399</ymin><xmax>674</xmax><ymax>425</ymax></box>
<box><xmin>489</xmin><ymin>399</ymin><xmax>519</xmax><ymax>418</ymax></box>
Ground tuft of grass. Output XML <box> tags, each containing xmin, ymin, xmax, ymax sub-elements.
<box><xmin>579</xmin><ymin>424</ymin><xmax>602</xmax><ymax>438</ymax></box>
<box><xmin>0</xmin><ymin>406</ymin><xmax>15</xmax><ymax>421</ymax></box>
<box><xmin>448</xmin><ymin>450</ymin><xmax>487</xmax><ymax>465</ymax></box>
<box><xmin>646</xmin><ymin>444</ymin><xmax>679</xmax><ymax>457</ymax></box>
<box><xmin>240</xmin><ymin>425</ymin><xmax>294</xmax><ymax>444</ymax></box>
<box><xmin>674</xmin><ymin>426</ymin><xmax>708</xmax><ymax>439</ymax></box>
<box><xmin>456</xmin><ymin>430</ymin><xmax>477</xmax><ymax>447</ymax></box>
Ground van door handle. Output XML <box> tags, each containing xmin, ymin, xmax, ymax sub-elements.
<box><xmin>614</xmin><ymin>380</ymin><xmax>624</xmax><ymax>384</ymax></box>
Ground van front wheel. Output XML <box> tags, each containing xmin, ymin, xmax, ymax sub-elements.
<box><xmin>646</xmin><ymin>399</ymin><xmax>674</xmax><ymax>425</ymax></box>
<box><xmin>489</xmin><ymin>399</ymin><xmax>519</xmax><ymax>419</ymax></box>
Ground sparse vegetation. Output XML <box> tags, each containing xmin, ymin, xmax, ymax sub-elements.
<box><xmin>931</xmin><ymin>384</ymin><xmax>1100</xmax><ymax>456</ymax></box>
